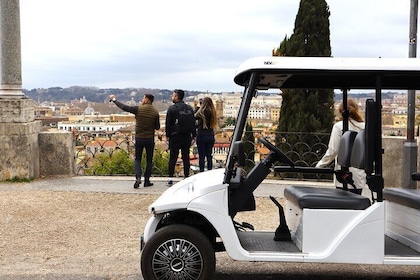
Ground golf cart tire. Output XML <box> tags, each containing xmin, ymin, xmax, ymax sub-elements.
<box><xmin>141</xmin><ymin>224</ymin><xmax>215</xmax><ymax>280</ymax></box>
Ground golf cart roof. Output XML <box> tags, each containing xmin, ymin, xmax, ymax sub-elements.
<box><xmin>234</xmin><ymin>56</ymin><xmax>420</xmax><ymax>90</ymax></box>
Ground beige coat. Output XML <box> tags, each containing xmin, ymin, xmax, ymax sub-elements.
<box><xmin>316</xmin><ymin>120</ymin><xmax>366</xmax><ymax>190</ymax></box>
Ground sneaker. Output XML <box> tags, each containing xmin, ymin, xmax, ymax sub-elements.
<box><xmin>144</xmin><ymin>182</ymin><xmax>153</xmax><ymax>187</ymax></box>
<box><xmin>134</xmin><ymin>178</ymin><xmax>141</xmax><ymax>189</ymax></box>
<box><xmin>166</xmin><ymin>179</ymin><xmax>173</xmax><ymax>187</ymax></box>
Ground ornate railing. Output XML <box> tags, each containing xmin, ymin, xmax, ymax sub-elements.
<box><xmin>272</xmin><ymin>132</ymin><xmax>332</xmax><ymax>180</ymax></box>
<box><xmin>73</xmin><ymin>130</ymin><xmax>332</xmax><ymax>181</ymax></box>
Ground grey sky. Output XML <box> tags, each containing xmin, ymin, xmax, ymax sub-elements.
<box><xmin>20</xmin><ymin>0</ymin><xmax>415</xmax><ymax>92</ymax></box>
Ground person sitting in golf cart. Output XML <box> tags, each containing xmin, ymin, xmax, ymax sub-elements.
<box><xmin>316</xmin><ymin>98</ymin><xmax>367</xmax><ymax>190</ymax></box>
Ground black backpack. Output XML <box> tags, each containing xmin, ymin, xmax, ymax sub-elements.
<box><xmin>174</xmin><ymin>103</ymin><xmax>195</xmax><ymax>135</ymax></box>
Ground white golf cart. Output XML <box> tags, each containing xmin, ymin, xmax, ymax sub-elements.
<box><xmin>140</xmin><ymin>56</ymin><xmax>420</xmax><ymax>280</ymax></box>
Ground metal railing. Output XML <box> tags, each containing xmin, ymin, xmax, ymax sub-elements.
<box><xmin>74</xmin><ymin>131</ymin><xmax>332</xmax><ymax>181</ymax></box>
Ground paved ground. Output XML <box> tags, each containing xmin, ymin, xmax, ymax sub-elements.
<box><xmin>1</xmin><ymin>175</ymin><xmax>419</xmax><ymax>279</ymax></box>
<box><xmin>0</xmin><ymin>175</ymin><xmax>342</xmax><ymax>198</ymax></box>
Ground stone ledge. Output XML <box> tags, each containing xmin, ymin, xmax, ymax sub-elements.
<box><xmin>0</xmin><ymin>121</ymin><xmax>42</xmax><ymax>135</ymax></box>
<box><xmin>0</xmin><ymin>97</ymin><xmax>34</xmax><ymax>122</ymax></box>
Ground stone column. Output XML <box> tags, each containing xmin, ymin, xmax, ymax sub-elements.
<box><xmin>0</xmin><ymin>0</ymin><xmax>41</xmax><ymax>180</ymax></box>
<box><xmin>0</xmin><ymin>0</ymin><xmax>24</xmax><ymax>96</ymax></box>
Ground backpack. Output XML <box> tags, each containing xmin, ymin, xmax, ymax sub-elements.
<box><xmin>174</xmin><ymin>103</ymin><xmax>196</xmax><ymax>135</ymax></box>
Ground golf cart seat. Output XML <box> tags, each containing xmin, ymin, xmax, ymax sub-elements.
<box><xmin>382</xmin><ymin>177</ymin><xmax>420</xmax><ymax>253</ymax></box>
<box><xmin>383</xmin><ymin>188</ymin><xmax>420</xmax><ymax>210</ymax></box>
<box><xmin>284</xmin><ymin>130</ymin><xmax>371</xmax><ymax>210</ymax></box>
<box><xmin>284</xmin><ymin>185</ymin><xmax>370</xmax><ymax>210</ymax></box>
<box><xmin>383</xmin><ymin>172</ymin><xmax>420</xmax><ymax>209</ymax></box>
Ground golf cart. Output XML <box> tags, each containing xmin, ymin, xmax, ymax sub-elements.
<box><xmin>140</xmin><ymin>56</ymin><xmax>420</xmax><ymax>279</ymax></box>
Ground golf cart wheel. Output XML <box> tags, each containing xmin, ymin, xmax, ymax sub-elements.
<box><xmin>141</xmin><ymin>224</ymin><xmax>215</xmax><ymax>280</ymax></box>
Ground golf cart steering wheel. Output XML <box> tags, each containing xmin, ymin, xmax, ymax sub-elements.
<box><xmin>259</xmin><ymin>137</ymin><xmax>295</xmax><ymax>167</ymax></box>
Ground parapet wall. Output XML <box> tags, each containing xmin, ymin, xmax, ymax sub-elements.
<box><xmin>39</xmin><ymin>129</ymin><xmax>75</xmax><ymax>177</ymax></box>
<box><xmin>382</xmin><ymin>136</ymin><xmax>406</xmax><ymax>188</ymax></box>
<box><xmin>0</xmin><ymin>121</ymin><xmax>41</xmax><ymax>180</ymax></box>
<box><xmin>0</xmin><ymin>98</ymin><xmax>40</xmax><ymax>180</ymax></box>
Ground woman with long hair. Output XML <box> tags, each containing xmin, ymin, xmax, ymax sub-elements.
<box><xmin>316</xmin><ymin>98</ymin><xmax>366</xmax><ymax>189</ymax></box>
<box><xmin>195</xmin><ymin>97</ymin><xmax>218</xmax><ymax>172</ymax></box>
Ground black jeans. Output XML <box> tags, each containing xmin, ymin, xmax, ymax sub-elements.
<box><xmin>196</xmin><ymin>133</ymin><xmax>215</xmax><ymax>172</ymax></box>
<box><xmin>135</xmin><ymin>138</ymin><xmax>154</xmax><ymax>182</ymax></box>
<box><xmin>168</xmin><ymin>134</ymin><xmax>191</xmax><ymax>178</ymax></box>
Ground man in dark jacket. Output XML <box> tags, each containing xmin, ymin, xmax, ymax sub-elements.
<box><xmin>110</xmin><ymin>94</ymin><xmax>160</xmax><ymax>188</ymax></box>
<box><xmin>165</xmin><ymin>89</ymin><xmax>196</xmax><ymax>186</ymax></box>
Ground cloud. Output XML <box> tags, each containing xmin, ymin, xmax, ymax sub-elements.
<box><xmin>20</xmin><ymin>0</ymin><xmax>416</xmax><ymax>92</ymax></box>
<box><xmin>328</xmin><ymin>0</ymin><xmax>411</xmax><ymax>58</ymax></box>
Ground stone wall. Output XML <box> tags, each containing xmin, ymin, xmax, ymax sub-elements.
<box><xmin>0</xmin><ymin>121</ymin><xmax>41</xmax><ymax>180</ymax></box>
<box><xmin>39</xmin><ymin>129</ymin><xmax>75</xmax><ymax>177</ymax></box>
<box><xmin>0</xmin><ymin>98</ymin><xmax>41</xmax><ymax>180</ymax></box>
<box><xmin>0</xmin><ymin>97</ymin><xmax>75</xmax><ymax>180</ymax></box>
<box><xmin>382</xmin><ymin>136</ymin><xmax>406</xmax><ymax>188</ymax></box>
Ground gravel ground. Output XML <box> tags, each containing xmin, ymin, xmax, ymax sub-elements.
<box><xmin>0</xmin><ymin>190</ymin><xmax>152</xmax><ymax>276</ymax></box>
<box><xmin>1</xmin><ymin>189</ymin><xmax>419</xmax><ymax>280</ymax></box>
<box><xmin>0</xmin><ymin>190</ymin><xmax>279</xmax><ymax>278</ymax></box>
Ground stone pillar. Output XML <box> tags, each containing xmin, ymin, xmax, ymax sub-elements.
<box><xmin>0</xmin><ymin>0</ymin><xmax>24</xmax><ymax>96</ymax></box>
<box><xmin>39</xmin><ymin>130</ymin><xmax>75</xmax><ymax>177</ymax></box>
<box><xmin>383</xmin><ymin>136</ymin><xmax>405</xmax><ymax>188</ymax></box>
<box><xmin>0</xmin><ymin>0</ymin><xmax>41</xmax><ymax>180</ymax></box>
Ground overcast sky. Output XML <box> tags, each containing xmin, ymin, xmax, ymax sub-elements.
<box><xmin>20</xmin><ymin>0</ymin><xmax>415</xmax><ymax>92</ymax></box>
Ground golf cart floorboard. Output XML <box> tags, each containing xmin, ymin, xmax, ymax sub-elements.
<box><xmin>237</xmin><ymin>231</ymin><xmax>300</xmax><ymax>252</ymax></box>
<box><xmin>238</xmin><ymin>232</ymin><xmax>420</xmax><ymax>257</ymax></box>
<box><xmin>385</xmin><ymin>236</ymin><xmax>420</xmax><ymax>257</ymax></box>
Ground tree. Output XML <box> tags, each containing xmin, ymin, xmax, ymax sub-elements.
<box><xmin>222</xmin><ymin>117</ymin><xmax>237</xmax><ymax>128</ymax></box>
<box><xmin>274</xmin><ymin>0</ymin><xmax>335</xmax><ymax>173</ymax></box>
<box><xmin>276</xmin><ymin>0</ymin><xmax>334</xmax><ymax>134</ymax></box>
<box><xmin>90</xmin><ymin>149</ymin><xmax>135</xmax><ymax>175</ymax></box>
<box><xmin>242</xmin><ymin>122</ymin><xmax>255</xmax><ymax>172</ymax></box>
<box><xmin>88</xmin><ymin>147</ymin><xmax>169</xmax><ymax>176</ymax></box>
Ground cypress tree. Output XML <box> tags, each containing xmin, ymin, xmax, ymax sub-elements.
<box><xmin>274</xmin><ymin>0</ymin><xmax>335</xmax><ymax>172</ymax></box>
<box><xmin>276</xmin><ymin>0</ymin><xmax>334</xmax><ymax>134</ymax></box>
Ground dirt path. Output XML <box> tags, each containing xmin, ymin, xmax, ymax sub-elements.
<box><xmin>0</xmin><ymin>191</ymin><xmax>154</xmax><ymax>275</ymax></box>
<box><xmin>2</xmin><ymin>190</ymin><xmax>419</xmax><ymax>280</ymax></box>
<box><xmin>0</xmin><ymin>190</ymin><xmax>278</xmax><ymax>277</ymax></box>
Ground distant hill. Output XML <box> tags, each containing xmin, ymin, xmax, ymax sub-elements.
<box><xmin>23</xmin><ymin>86</ymin><xmax>207</xmax><ymax>103</ymax></box>
<box><xmin>24</xmin><ymin>86</ymin><xmax>396</xmax><ymax>104</ymax></box>
<box><xmin>334</xmin><ymin>91</ymin><xmax>396</xmax><ymax>101</ymax></box>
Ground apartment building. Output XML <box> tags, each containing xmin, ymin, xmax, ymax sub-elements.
<box><xmin>206</xmin><ymin>92</ymin><xmax>282</xmax><ymax>120</ymax></box>
<box><xmin>58</xmin><ymin>121</ymin><xmax>134</xmax><ymax>137</ymax></box>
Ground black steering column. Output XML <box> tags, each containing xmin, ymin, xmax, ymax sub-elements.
<box><xmin>228</xmin><ymin>138</ymin><xmax>294</xmax><ymax>217</ymax></box>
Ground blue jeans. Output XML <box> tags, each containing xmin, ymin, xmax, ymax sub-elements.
<box><xmin>135</xmin><ymin>138</ymin><xmax>154</xmax><ymax>182</ymax></box>
<box><xmin>196</xmin><ymin>134</ymin><xmax>215</xmax><ymax>172</ymax></box>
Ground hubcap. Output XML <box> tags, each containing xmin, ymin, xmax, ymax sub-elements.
<box><xmin>152</xmin><ymin>238</ymin><xmax>203</xmax><ymax>279</ymax></box>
